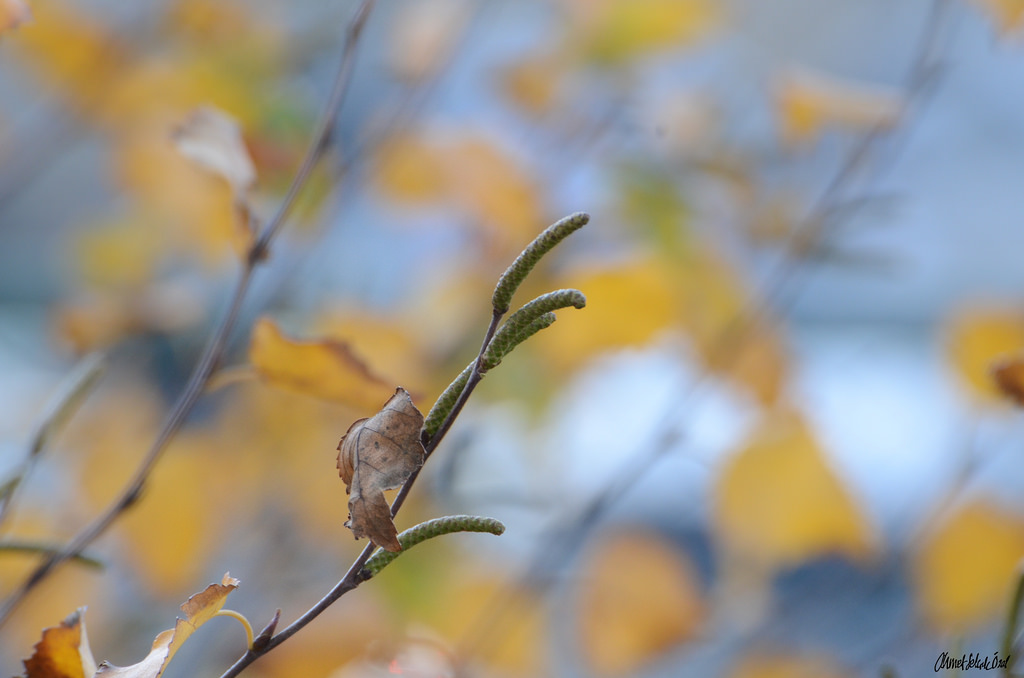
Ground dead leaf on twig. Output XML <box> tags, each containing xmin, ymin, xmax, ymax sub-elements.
<box><xmin>172</xmin><ymin>106</ymin><xmax>256</xmax><ymax>197</ymax></box>
<box><xmin>337</xmin><ymin>388</ymin><xmax>425</xmax><ymax>552</ymax></box>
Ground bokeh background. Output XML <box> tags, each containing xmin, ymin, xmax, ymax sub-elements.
<box><xmin>3</xmin><ymin>0</ymin><xmax>1024</xmax><ymax>676</ymax></box>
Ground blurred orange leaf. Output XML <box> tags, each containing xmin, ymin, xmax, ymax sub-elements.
<box><xmin>915</xmin><ymin>502</ymin><xmax>1024</xmax><ymax>632</ymax></box>
<box><xmin>95</xmin><ymin>573</ymin><xmax>239</xmax><ymax>678</ymax></box>
<box><xmin>21</xmin><ymin>608</ymin><xmax>97</xmax><ymax>678</ymax></box>
<box><xmin>776</xmin><ymin>68</ymin><xmax>903</xmax><ymax>145</ymax></box>
<box><xmin>1</xmin><ymin>0</ymin><xmax>30</xmax><ymax>33</ymax></box>
<box><xmin>714</xmin><ymin>410</ymin><xmax>874</xmax><ymax>567</ymax></box>
<box><xmin>249</xmin><ymin>317</ymin><xmax>396</xmax><ymax>411</ymax></box>
<box><xmin>946</xmin><ymin>305</ymin><xmax>1024</xmax><ymax>403</ymax></box>
<box><xmin>577</xmin><ymin>531</ymin><xmax>705</xmax><ymax>676</ymax></box>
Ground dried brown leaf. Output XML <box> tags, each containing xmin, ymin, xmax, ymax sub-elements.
<box><xmin>21</xmin><ymin>608</ymin><xmax>97</xmax><ymax>678</ymax></box>
<box><xmin>94</xmin><ymin>573</ymin><xmax>239</xmax><ymax>678</ymax></box>
<box><xmin>337</xmin><ymin>388</ymin><xmax>425</xmax><ymax>552</ymax></box>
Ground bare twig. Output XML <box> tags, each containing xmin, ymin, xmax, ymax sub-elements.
<box><xmin>0</xmin><ymin>0</ymin><xmax>376</xmax><ymax>628</ymax></box>
<box><xmin>454</xmin><ymin>0</ymin><xmax>953</xmax><ymax>665</ymax></box>
<box><xmin>0</xmin><ymin>352</ymin><xmax>105</xmax><ymax>531</ymax></box>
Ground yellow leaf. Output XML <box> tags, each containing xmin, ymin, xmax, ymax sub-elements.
<box><xmin>577</xmin><ymin>531</ymin><xmax>705</xmax><ymax>676</ymax></box>
<box><xmin>776</xmin><ymin>68</ymin><xmax>903</xmax><ymax>146</ymax></box>
<box><xmin>115</xmin><ymin>121</ymin><xmax>245</xmax><ymax>263</ymax></box>
<box><xmin>946</xmin><ymin>305</ymin><xmax>1024</xmax><ymax>403</ymax></box>
<box><xmin>372</xmin><ymin>133</ymin><xmax>449</xmax><ymax>204</ymax></box>
<box><xmin>537</xmin><ymin>257</ymin><xmax>679</xmax><ymax>371</ymax></box>
<box><xmin>1</xmin><ymin>0</ymin><xmax>30</xmax><ymax>33</ymax></box>
<box><xmin>500</xmin><ymin>54</ymin><xmax>566</xmax><ymax>117</ymax></box>
<box><xmin>971</xmin><ymin>0</ymin><xmax>1024</xmax><ymax>34</ymax></box>
<box><xmin>249</xmin><ymin>317</ymin><xmax>398</xmax><ymax>411</ymax></box>
<box><xmin>727</xmin><ymin>651</ymin><xmax>851</xmax><ymax>678</ymax></box>
<box><xmin>446</xmin><ymin>136</ymin><xmax>542</xmax><ymax>249</ymax></box>
<box><xmin>708</xmin><ymin>323</ymin><xmax>788</xmax><ymax>406</ymax></box>
<box><xmin>118</xmin><ymin>443</ymin><xmax>224</xmax><ymax>593</ymax></box>
<box><xmin>20</xmin><ymin>608</ymin><xmax>97</xmax><ymax>678</ymax></box>
<box><xmin>572</xmin><ymin>0</ymin><xmax>720</xmax><ymax>64</ymax></box>
<box><xmin>95</xmin><ymin>573</ymin><xmax>239</xmax><ymax>678</ymax></box>
<box><xmin>15</xmin><ymin>2</ymin><xmax>124</xmax><ymax>111</ymax></box>
<box><xmin>74</xmin><ymin>219</ymin><xmax>165</xmax><ymax>289</ymax></box>
<box><xmin>714</xmin><ymin>410</ymin><xmax>874</xmax><ymax>567</ymax></box>
<box><xmin>914</xmin><ymin>502</ymin><xmax>1024</xmax><ymax>632</ymax></box>
<box><xmin>371</xmin><ymin>132</ymin><xmax>542</xmax><ymax>251</ymax></box>
<box><xmin>426</xmin><ymin>575</ymin><xmax>548</xmax><ymax>676</ymax></box>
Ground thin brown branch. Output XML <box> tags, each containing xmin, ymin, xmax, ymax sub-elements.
<box><xmin>0</xmin><ymin>0</ymin><xmax>376</xmax><ymax>629</ymax></box>
<box><xmin>217</xmin><ymin>308</ymin><xmax>506</xmax><ymax>678</ymax></box>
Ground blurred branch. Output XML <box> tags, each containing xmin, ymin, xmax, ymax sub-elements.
<box><xmin>0</xmin><ymin>0</ymin><xmax>377</xmax><ymax>629</ymax></box>
<box><xmin>453</xmin><ymin>0</ymin><xmax>955</xmax><ymax>667</ymax></box>
<box><xmin>0</xmin><ymin>352</ymin><xmax>105</xmax><ymax>531</ymax></box>
<box><xmin>0</xmin><ymin>539</ymin><xmax>103</xmax><ymax>569</ymax></box>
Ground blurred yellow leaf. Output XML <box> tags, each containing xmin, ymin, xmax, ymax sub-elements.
<box><xmin>118</xmin><ymin>442</ymin><xmax>226</xmax><ymax>593</ymax></box>
<box><xmin>371</xmin><ymin>132</ymin><xmax>542</xmax><ymax>251</ymax></box>
<box><xmin>992</xmin><ymin>352</ymin><xmax>1024</xmax><ymax>405</ymax></box>
<box><xmin>714</xmin><ymin>409</ymin><xmax>874</xmax><ymax>567</ymax></box>
<box><xmin>1</xmin><ymin>0</ymin><xmax>30</xmax><ymax>33</ymax></box>
<box><xmin>572</xmin><ymin>0</ymin><xmax>720</xmax><ymax>64</ymax></box>
<box><xmin>389</xmin><ymin>0</ymin><xmax>469</xmax><ymax>81</ymax></box>
<box><xmin>425</xmin><ymin>574</ymin><xmax>548</xmax><ymax>676</ymax></box>
<box><xmin>94</xmin><ymin>573</ymin><xmax>239</xmax><ymax>678</ymax></box>
<box><xmin>537</xmin><ymin>257</ymin><xmax>679</xmax><ymax>371</ymax></box>
<box><xmin>915</xmin><ymin>502</ymin><xmax>1024</xmax><ymax>632</ymax></box>
<box><xmin>972</xmin><ymin>0</ymin><xmax>1024</xmax><ymax>34</ymax></box>
<box><xmin>707</xmin><ymin>323</ymin><xmax>788</xmax><ymax>406</ymax></box>
<box><xmin>372</xmin><ymin>133</ymin><xmax>449</xmax><ymax>204</ymax></box>
<box><xmin>577</xmin><ymin>531</ymin><xmax>705</xmax><ymax>676</ymax></box>
<box><xmin>249</xmin><ymin>317</ymin><xmax>397</xmax><ymax>411</ymax></box>
<box><xmin>776</xmin><ymin>68</ymin><xmax>903</xmax><ymax>145</ymax></box>
<box><xmin>116</xmin><ymin>121</ymin><xmax>245</xmax><ymax>263</ymax></box>
<box><xmin>727</xmin><ymin>651</ymin><xmax>851</xmax><ymax>678</ymax></box>
<box><xmin>946</xmin><ymin>305</ymin><xmax>1024</xmax><ymax>403</ymax></box>
<box><xmin>16</xmin><ymin>1</ymin><xmax>124</xmax><ymax>111</ymax></box>
<box><xmin>75</xmin><ymin>220</ymin><xmax>166</xmax><ymax>289</ymax></box>
<box><xmin>20</xmin><ymin>609</ymin><xmax>97</xmax><ymax>678</ymax></box>
<box><xmin>500</xmin><ymin>54</ymin><xmax>566</xmax><ymax>117</ymax></box>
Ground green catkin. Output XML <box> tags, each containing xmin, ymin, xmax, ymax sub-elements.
<box><xmin>363</xmin><ymin>515</ymin><xmax>506</xmax><ymax>577</ymax></box>
<box><xmin>491</xmin><ymin>212</ymin><xmax>589</xmax><ymax>313</ymax></box>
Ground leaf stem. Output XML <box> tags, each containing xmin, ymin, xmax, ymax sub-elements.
<box><xmin>216</xmin><ymin>609</ymin><xmax>255</xmax><ymax>650</ymax></box>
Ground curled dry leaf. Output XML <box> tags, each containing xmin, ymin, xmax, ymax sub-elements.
<box><xmin>337</xmin><ymin>388</ymin><xmax>425</xmax><ymax>552</ymax></box>
<box><xmin>21</xmin><ymin>608</ymin><xmax>97</xmax><ymax>678</ymax></box>
<box><xmin>94</xmin><ymin>573</ymin><xmax>239</xmax><ymax>678</ymax></box>
<box><xmin>172</xmin><ymin>105</ymin><xmax>256</xmax><ymax>198</ymax></box>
